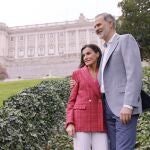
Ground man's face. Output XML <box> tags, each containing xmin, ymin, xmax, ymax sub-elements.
<box><xmin>94</xmin><ymin>15</ymin><xmax>111</xmax><ymax>42</ymax></box>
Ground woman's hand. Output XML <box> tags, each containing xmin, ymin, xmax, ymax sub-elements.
<box><xmin>66</xmin><ymin>124</ymin><xmax>75</xmax><ymax>136</ymax></box>
<box><xmin>70</xmin><ymin>79</ymin><xmax>76</xmax><ymax>89</ymax></box>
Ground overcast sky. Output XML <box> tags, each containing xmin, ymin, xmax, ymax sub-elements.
<box><xmin>0</xmin><ymin>0</ymin><xmax>122</xmax><ymax>27</ymax></box>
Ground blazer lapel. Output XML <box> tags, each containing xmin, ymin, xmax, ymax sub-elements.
<box><xmin>103</xmin><ymin>34</ymin><xmax>120</xmax><ymax>69</ymax></box>
<box><xmin>83</xmin><ymin>66</ymin><xmax>100</xmax><ymax>96</ymax></box>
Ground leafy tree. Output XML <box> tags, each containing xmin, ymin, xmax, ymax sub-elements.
<box><xmin>117</xmin><ymin>0</ymin><xmax>150</xmax><ymax>61</ymax></box>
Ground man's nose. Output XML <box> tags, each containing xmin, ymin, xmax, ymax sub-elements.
<box><xmin>94</xmin><ymin>27</ymin><xmax>99</xmax><ymax>33</ymax></box>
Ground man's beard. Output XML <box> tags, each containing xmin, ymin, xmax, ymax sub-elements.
<box><xmin>96</xmin><ymin>27</ymin><xmax>109</xmax><ymax>40</ymax></box>
<box><xmin>97</xmin><ymin>32</ymin><xmax>104</xmax><ymax>39</ymax></box>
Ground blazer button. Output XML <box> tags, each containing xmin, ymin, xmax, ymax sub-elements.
<box><xmin>88</xmin><ymin>99</ymin><xmax>92</xmax><ymax>102</ymax></box>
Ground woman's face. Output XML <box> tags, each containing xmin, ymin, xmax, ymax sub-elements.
<box><xmin>82</xmin><ymin>47</ymin><xmax>99</xmax><ymax>67</ymax></box>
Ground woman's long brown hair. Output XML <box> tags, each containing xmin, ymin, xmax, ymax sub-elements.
<box><xmin>79</xmin><ymin>44</ymin><xmax>102</xmax><ymax>68</ymax></box>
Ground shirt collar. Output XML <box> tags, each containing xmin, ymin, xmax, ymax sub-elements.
<box><xmin>103</xmin><ymin>32</ymin><xmax>117</xmax><ymax>48</ymax></box>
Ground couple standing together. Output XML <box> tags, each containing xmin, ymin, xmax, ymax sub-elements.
<box><xmin>65</xmin><ymin>13</ymin><xmax>142</xmax><ymax>150</ymax></box>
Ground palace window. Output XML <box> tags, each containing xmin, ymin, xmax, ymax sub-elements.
<box><xmin>27</xmin><ymin>48</ymin><xmax>35</xmax><ymax>57</ymax></box>
<box><xmin>48</xmin><ymin>33</ymin><xmax>55</xmax><ymax>44</ymax></box>
<box><xmin>39</xmin><ymin>34</ymin><xmax>45</xmax><ymax>39</ymax></box>
<box><xmin>68</xmin><ymin>31</ymin><xmax>76</xmax><ymax>52</ymax></box>
<box><xmin>18</xmin><ymin>48</ymin><xmax>25</xmax><ymax>57</ymax></box>
<box><xmin>8</xmin><ymin>49</ymin><xmax>15</xmax><ymax>58</ymax></box>
<box><xmin>10</xmin><ymin>36</ymin><xmax>15</xmax><ymax>41</ymax></box>
<box><xmin>19</xmin><ymin>36</ymin><xmax>24</xmax><ymax>41</ymax></box>
<box><xmin>27</xmin><ymin>35</ymin><xmax>35</xmax><ymax>41</ymax></box>
<box><xmin>48</xmin><ymin>45</ymin><xmax>55</xmax><ymax>55</ymax></box>
<box><xmin>38</xmin><ymin>47</ymin><xmax>45</xmax><ymax>56</ymax></box>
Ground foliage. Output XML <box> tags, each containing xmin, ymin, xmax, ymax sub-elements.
<box><xmin>136</xmin><ymin>67</ymin><xmax>150</xmax><ymax>149</ymax></box>
<box><xmin>117</xmin><ymin>0</ymin><xmax>150</xmax><ymax>61</ymax></box>
<box><xmin>0</xmin><ymin>79</ymin><xmax>71</xmax><ymax>149</ymax></box>
<box><xmin>48</xmin><ymin>132</ymin><xmax>73</xmax><ymax>150</ymax></box>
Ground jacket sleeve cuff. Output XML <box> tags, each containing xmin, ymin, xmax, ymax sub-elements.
<box><xmin>123</xmin><ymin>104</ymin><xmax>133</xmax><ymax>110</ymax></box>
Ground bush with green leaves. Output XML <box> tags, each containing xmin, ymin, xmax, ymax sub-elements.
<box><xmin>0</xmin><ymin>79</ymin><xmax>72</xmax><ymax>149</ymax></box>
<box><xmin>136</xmin><ymin>67</ymin><xmax>150</xmax><ymax>149</ymax></box>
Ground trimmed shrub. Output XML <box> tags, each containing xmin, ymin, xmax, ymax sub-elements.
<box><xmin>136</xmin><ymin>67</ymin><xmax>150</xmax><ymax>149</ymax></box>
<box><xmin>0</xmin><ymin>79</ymin><xmax>72</xmax><ymax>149</ymax></box>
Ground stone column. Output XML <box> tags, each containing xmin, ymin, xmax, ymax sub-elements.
<box><xmin>86</xmin><ymin>29</ymin><xmax>90</xmax><ymax>44</ymax></box>
<box><xmin>0</xmin><ymin>23</ymin><xmax>8</xmax><ymax>57</ymax></box>
<box><xmin>76</xmin><ymin>29</ymin><xmax>79</xmax><ymax>53</ymax></box>
<box><xmin>55</xmin><ymin>32</ymin><xmax>59</xmax><ymax>56</ymax></box>
<box><xmin>15</xmin><ymin>35</ymin><xmax>18</xmax><ymax>59</ymax></box>
<box><xmin>35</xmin><ymin>33</ymin><xmax>38</xmax><ymax>57</ymax></box>
<box><xmin>45</xmin><ymin>33</ymin><xmax>48</xmax><ymax>56</ymax></box>
<box><xmin>24</xmin><ymin>34</ymin><xmax>27</xmax><ymax>58</ymax></box>
<box><xmin>65</xmin><ymin>31</ymin><xmax>69</xmax><ymax>55</ymax></box>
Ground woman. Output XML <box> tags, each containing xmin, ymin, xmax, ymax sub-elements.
<box><xmin>65</xmin><ymin>44</ymin><xmax>108</xmax><ymax>150</ymax></box>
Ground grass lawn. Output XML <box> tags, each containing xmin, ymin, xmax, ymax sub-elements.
<box><xmin>0</xmin><ymin>78</ymin><xmax>52</xmax><ymax>107</ymax></box>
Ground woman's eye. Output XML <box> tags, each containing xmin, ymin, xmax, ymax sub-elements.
<box><xmin>87</xmin><ymin>52</ymin><xmax>91</xmax><ymax>55</ymax></box>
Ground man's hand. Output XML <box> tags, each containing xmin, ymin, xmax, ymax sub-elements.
<box><xmin>66</xmin><ymin>124</ymin><xmax>75</xmax><ymax>136</ymax></box>
<box><xmin>70</xmin><ymin>79</ymin><xmax>76</xmax><ymax>89</ymax></box>
<box><xmin>120</xmin><ymin>107</ymin><xmax>133</xmax><ymax>124</ymax></box>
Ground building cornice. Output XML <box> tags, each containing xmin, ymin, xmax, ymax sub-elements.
<box><xmin>8</xmin><ymin>18</ymin><xmax>94</xmax><ymax>34</ymax></box>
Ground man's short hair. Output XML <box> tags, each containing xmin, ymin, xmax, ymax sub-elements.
<box><xmin>95</xmin><ymin>13</ymin><xmax>116</xmax><ymax>28</ymax></box>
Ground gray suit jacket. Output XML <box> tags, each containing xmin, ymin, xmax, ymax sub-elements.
<box><xmin>98</xmin><ymin>34</ymin><xmax>142</xmax><ymax>117</ymax></box>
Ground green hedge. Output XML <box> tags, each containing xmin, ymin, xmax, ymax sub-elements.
<box><xmin>0</xmin><ymin>67</ymin><xmax>149</xmax><ymax>149</ymax></box>
<box><xmin>0</xmin><ymin>79</ymin><xmax>72</xmax><ymax>149</ymax></box>
<box><xmin>136</xmin><ymin>67</ymin><xmax>150</xmax><ymax>149</ymax></box>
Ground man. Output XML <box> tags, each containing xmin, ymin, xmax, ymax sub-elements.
<box><xmin>94</xmin><ymin>13</ymin><xmax>142</xmax><ymax>150</ymax></box>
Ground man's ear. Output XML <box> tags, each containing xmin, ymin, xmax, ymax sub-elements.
<box><xmin>109</xmin><ymin>21</ymin><xmax>113</xmax><ymax>28</ymax></box>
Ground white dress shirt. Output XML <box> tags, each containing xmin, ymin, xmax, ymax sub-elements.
<box><xmin>101</xmin><ymin>33</ymin><xmax>117</xmax><ymax>93</ymax></box>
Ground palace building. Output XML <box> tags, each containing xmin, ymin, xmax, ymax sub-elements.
<box><xmin>0</xmin><ymin>14</ymin><xmax>104</xmax><ymax>79</ymax></box>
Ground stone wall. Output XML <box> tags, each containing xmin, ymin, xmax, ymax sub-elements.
<box><xmin>6</xmin><ymin>54</ymin><xmax>80</xmax><ymax>79</ymax></box>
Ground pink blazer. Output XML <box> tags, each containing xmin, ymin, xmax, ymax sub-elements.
<box><xmin>66</xmin><ymin>66</ymin><xmax>106</xmax><ymax>132</ymax></box>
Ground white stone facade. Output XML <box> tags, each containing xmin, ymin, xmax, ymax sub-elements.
<box><xmin>0</xmin><ymin>14</ymin><xmax>104</xmax><ymax>79</ymax></box>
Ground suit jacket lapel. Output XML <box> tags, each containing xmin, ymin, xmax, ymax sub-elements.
<box><xmin>103</xmin><ymin>34</ymin><xmax>120</xmax><ymax>69</ymax></box>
